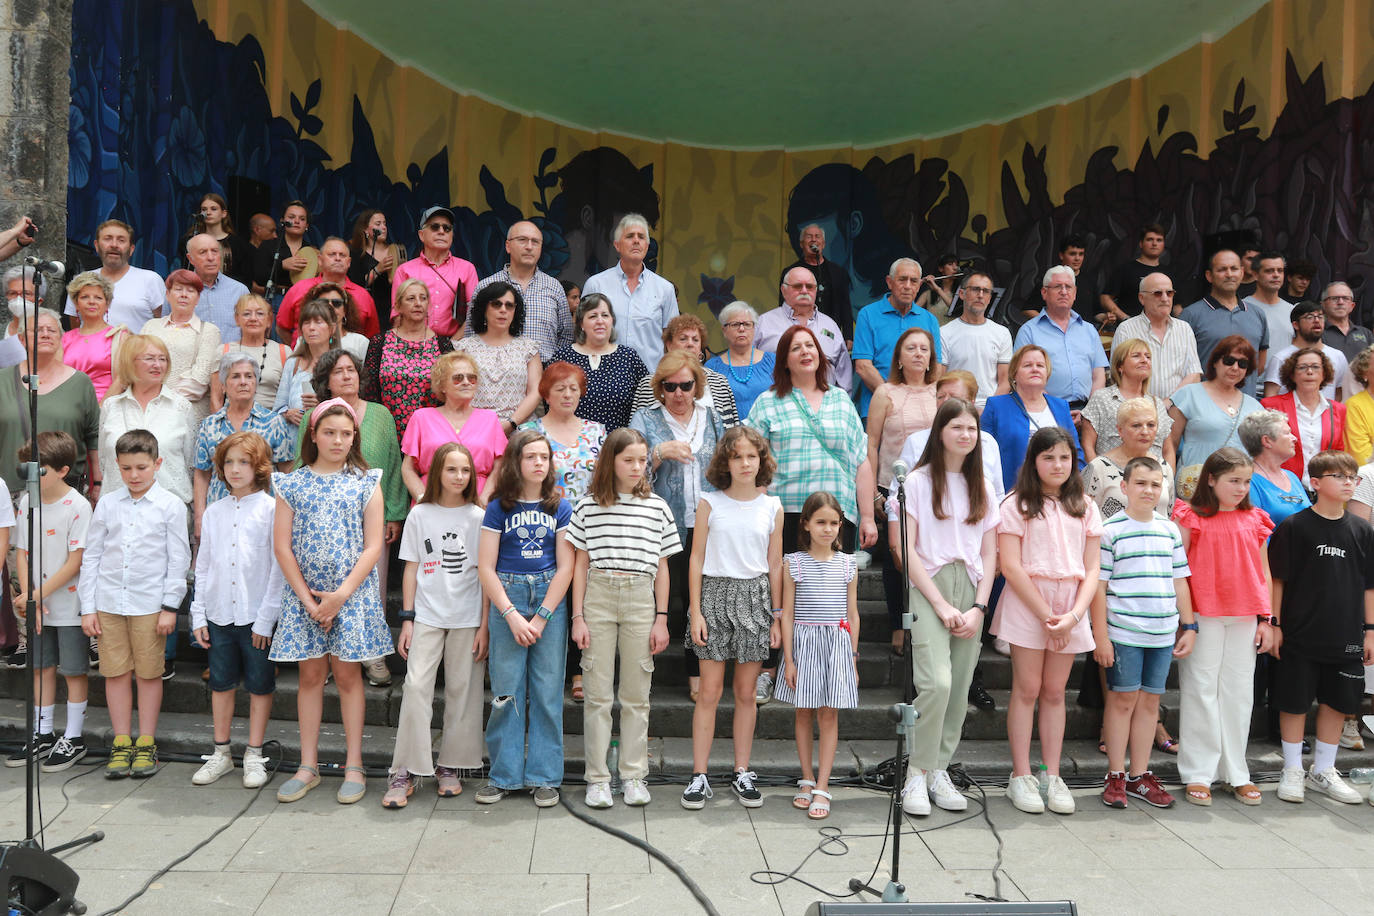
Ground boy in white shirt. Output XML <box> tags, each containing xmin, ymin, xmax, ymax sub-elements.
<box><xmin>79</xmin><ymin>429</ymin><xmax>190</xmax><ymax>779</ymax></box>
<box><xmin>7</xmin><ymin>433</ymin><xmax>92</xmax><ymax>772</ymax></box>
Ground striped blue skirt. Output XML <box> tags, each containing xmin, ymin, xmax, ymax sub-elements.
<box><xmin>773</xmin><ymin>624</ymin><xmax>858</xmax><ymax>709</ymax></box>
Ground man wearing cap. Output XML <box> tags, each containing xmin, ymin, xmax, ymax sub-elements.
<box><xmin>392</xmin><ymin>206</ymin><xmax>480</xmax><ymax>337</ymax></box>
<box><xmin>1261</xmin><ymin>300</ymin><xmax>1349</xmax><ymax>400</ymax></box>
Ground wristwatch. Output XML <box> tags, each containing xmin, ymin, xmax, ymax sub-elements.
<box><xmin>1264</xmin><ymin>616</ymin><xmax>1280</xmax><ymax>628</ymax></box>
<box><xmin>1179</xmin><ymin>622</ymin><xmax>1198</xmax><ymax>632</ymax></box>
<box><xmin>535</xmin><ymin>606</ymin><xmax>554</xmax><ymax>621</ymax></box>
<box><xmin>971</xmin><ymin>603</ymin><xmax>988</xmax><ymax>613</ymax></box>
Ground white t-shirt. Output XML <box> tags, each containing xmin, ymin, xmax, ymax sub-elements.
<box><xmin>65</xmin><ymin>265</ymin><xmax>166</xmax><ymax>329</ymax></box>
<box><xmin>940</xmin><ymin>318</ymin><xmax>1012</xmax><ymax>407</ymax></box>
<box><xmin>399</xmin><ymin>502</ymin><xmax>485</xmax><ymax>629</ymax></box>
<box><xmin>1262</xmin><ymin>342</ymin><xmax>1349</xmax><ymax>400</ymax></box>
<box><xmin>15</xmin><ymin>487</ymin><xmax>90</xmax><ymax>626</ymax></box>
<box><xmin>0</xmin><ymin>479</ymin><xmax>13</xmax><ymax>527</ymax></box>
<box><xmin>700</xmin><ymin>490</ymin><xmax>781</xmax><ymax>579</ymax></box>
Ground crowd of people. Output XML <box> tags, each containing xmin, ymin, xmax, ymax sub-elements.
<box><xmin>4</xmin><ymin>203</ymin><xmax>1374</xmax><ymax>822</ymax></box>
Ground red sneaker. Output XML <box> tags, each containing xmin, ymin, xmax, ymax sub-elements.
<box><xmin>1125</xmin><ymin>771</ymin><xmax>1175</xmax><ymax>808</ymax></box>
<box><xmin>1102</xmin><ymin>771</ymin><xmax>1128</xmax><ymax>809</ymax></box>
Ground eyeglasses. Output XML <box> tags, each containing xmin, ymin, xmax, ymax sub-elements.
<box><xmin>1144</xmin><ymin>289</ymin><xmax>1175</xmax><ymax>298</ymax></box>
<box><xmin>1044</xmin><ymin>283</ymin><xmax>1075</xmax><ymax>293</ymax></box>
<box><xmin>1324</xmin><ymin>295</ymin><xmax>1354</xmax><ymax>303</ymax></box>
<box><xmin>317</xmin><ymin>298</ymin><xmax>345</xmax><ymax>308</ymax></box>
<box><xmin>136</xmin><ymin>355</ymin><xmax>169</xmax><ymax>365</ymax></box>
<box><xmin>426</xmin><ymin>223</ymin><xmax>454</xmax><ymax>233</ymax></box>
<box><xmin>661</xmin><ymin>380</ymin><xmax>696</xmax><ymax>393</ymax></box>
<box><xmin>451</xmin><ymin>372</ymin><xmax>478</xmax><ymax>384</ymax></box>
<box><xmin>1294</xmin><ymin>363</ymin><xmax>1324</xmax><ymax>372</ymax></box>
<box><xmin>964</xmin><ymin>286</ymin><xmax>993</xmax><ymax>296</ymax></box>
<box><xmin>1318</xmin><ymin>474</ymin><xmax>1359</xmax><ymax>483</ymax></box>
<box><xmin>1219</xmin><ymin>355</ymin><xmax>1251</xmax><ymax>369</ymax></box>
<box><xmin>1297</xmin><ymin>313</ymin><xmax>1324</xmax><ymax>322</ymax></box>
<box><xmin>785</xmin><ymin>282</ymin><xmax>817</xmax><ymax>291</ymax></box>
<box><xmin>723</xmin><ymin>320</ymin><xmax>755</xmax><ymax>330</ymax></box>
<box><xmin>507</xmin><ymin>235</ymin><xmax>540</xmax><ymax>246</ymax></box>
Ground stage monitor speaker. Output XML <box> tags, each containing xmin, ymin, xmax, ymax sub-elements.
<box><xmin>804</xmin><ymin>901</ymin><xmax>1077</xmax><ymax>915</ymax></box>
<box><xmin>0</xmin><ymin>843</ymin><xmax>83</xmax><ymax>915</ymax></box>
<box><xmin>228</xmin><ymin>175</ymin><xmax>272</xmax><ymax>234</ymax></box>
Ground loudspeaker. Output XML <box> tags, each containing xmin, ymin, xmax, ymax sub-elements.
<box><xmin>804</xmin><ymin>901</ymin><xmax>1077</xmax><ymax>915</ymax></box>
<box><xmin>228</xmin><ymin>175</ymin><xmax>272</xmax><ymax>234</ymax></box>
<box><xmin>0</xmin><ymin>844</ymin><xmax>84</xmax><ymax>915</ymax></box>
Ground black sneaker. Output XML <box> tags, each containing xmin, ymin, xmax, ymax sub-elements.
<box><xmin>6</xmin><ymin>648</ymin><xmax>27</xmax><ymax>669</ymax></box>
<box><xmin>681</xmin><ymin>773</ymin><xmax>712</xmax><ymax>810</ymax></box>
<box><xmin>6</xmin><ymin>732</ymin><xmax>56</xmax><ymax>767</ymax></box>
<box><xmin>88</xmin><ymin>641</ymin><xmax>99</xmax><ymax>666</ymax></box>
<box><xmin>161</xmin><ymin>661</ymin><xmax>176</xmax><ymax>682</ymax></box>
<box><xmin>42</xmin><ymin>736</ymin><xmax>87</xmax><ymax>773</ymax></box>
<box><xmin>731</xmin><ymin>769</ymin><xmax>763</xmax><ymax>808</ymax></box>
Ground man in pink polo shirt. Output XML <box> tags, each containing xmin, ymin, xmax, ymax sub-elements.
<box><xmin>275</xmin><ymin>237</ymin><xmax>380</xmax><ymax>341</ymax></box>
<box><xmin>391</xmin><ymin>206</ymin><xmax>479</xmax><ymax>337</ymax></box>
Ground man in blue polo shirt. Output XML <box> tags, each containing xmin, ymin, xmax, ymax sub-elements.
<box><xmin>1014</xmin><ymin>265</ymin><xmax>1108</xmax><ymax>419</ymax></box>
<box><xmin>1179</xmin><ymin>248</ymin><xmax>1270</xmax><ymax>398</ymax></box>
<box><xmin>852</xmin><ymin>258</ymin><xmax>943</xmax><ymax>418</ymax></box>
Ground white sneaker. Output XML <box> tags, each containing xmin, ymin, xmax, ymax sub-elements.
<box><xmin>900</xmin><ymin>767</ymin><xmax>931</xmax><ymax>816</ymax></box>
<box><xmin>1278</xmin><ymin>766</ymin><xmax>1306</xmax><ymax>803</ymax></box>
<box><xmin>1007</xmin><ymin>773</ymin><xmax>1045</xmax><ymax>814</ymax></box>
<box><xmin>585</xmin><ymin>782</ymin><xmax>613</xmax><ymax>809</ymax></box>
<box><xmin>1341</xmin><ymin>718</ymin><xmax>1365</xmax><ymax>750</ymax></box>
<box><xmin>754</xmin><ymin>672</ymin><xmax>774</xmax><ymax>706</ymax></box>
<box><xmin>1046</xmin><ymin>775</ymin><xmax>1075</xmax><ymax>815</ymax></box>
<box><xmin>855</xmin><ymin>550</ymin><xmax>873</xmax><ymax>570</ymax></box>
<box><xmin>623</xmin><ymin>778</ymin><xmax>651</xmax><ymax>806</ymax></box>
<box><xmin>928</xmin><ymin>769</ymin><xmax>968</xmax><ymax>811</ymax></box>
<box><xmin>1307</xmin><ymin>766</ymin><xmax>1362</xmax><ymax>804</ymax></box>
<box><xmin>993</xmin><ymin>638</ymin><xmax>1012</xmax><ymax>657</ymax></box>
<box><xmin>242</xmin><ymin>747</ymin><xmax>269</xmax><ymax>789</ymax></box>
<box><xmin>192</xmin><ymin>749</ymin><xmax>234</xmax><ymax>786</ymax></box>
<box><xmin>364</xmin><ymin>657</ymin><xmax>392</xmax><ymax>687</ymax></box>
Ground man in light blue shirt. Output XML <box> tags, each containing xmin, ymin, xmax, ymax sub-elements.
<box><xmin>852</xmin><ymin>258</ymin><xmax>943</xmax><ymax>417</ymax></box>
<box><xmin>188</xmin><ymin>233</ymin><xmax>249</xmax><ymax>343</ymax></box>
<box><xmin>581</xmin><ymin>214</ymin><xmax>678</xmax><ymax>368</ymax></box>
<box><xmin>1014</xmin><ymin>264</ymin><xmax>1107</xmax><ymax>413</ymax></box>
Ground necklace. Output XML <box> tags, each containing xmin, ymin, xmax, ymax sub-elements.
<box><xmin>724</xmin><ymin>348</ymin><xmax>756</xmax><ymax>384</ymax></box>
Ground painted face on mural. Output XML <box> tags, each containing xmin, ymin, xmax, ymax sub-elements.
<box><xmin>1206</xmin><ymin>250</ymin><xmax>1243</xmax><ymax>297</ymax></box>
<box><xmin>781</xmin><ymin>267</ymin><xmax>817</xmax><ymax>311</ymax></box>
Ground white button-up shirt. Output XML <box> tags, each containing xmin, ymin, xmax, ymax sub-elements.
<box><xmin>189</xmin><ymin>489</ymin><xmax>284</xmax><ymax>636</ymax></box>
<box><xmin>582</xmin><ymin>262</ymin><xmax>679</xmax><ymax>368</ymax></box>
<box><xmin>98</xmin><ymin>386</ymin><xmax>197</xmax><ymax>505</ymax></box>
<box><xmin>78</xmin><ymin>482</ymin><xmax>190</xmax><ymax>616</ymax></box>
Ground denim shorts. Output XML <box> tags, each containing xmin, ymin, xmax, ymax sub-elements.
<box><xmin>205</xmin><ymin>622</ymin><xmax>276</xmax><ymax>695</ymax></box>
<box><xmin>1107</xmin><ymin>642</ymin><xmax>1174</xmax><ymax>695</ymax></box>
<box><xmin>32</xmin><ymin>625</ymin><xmax>90</xmax><ymax>677</ymax></box>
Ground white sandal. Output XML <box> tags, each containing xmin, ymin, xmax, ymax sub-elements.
<box><xmin>808</xmin><ymin>789</ymin><xmax>833</xmax><ymax>819</ymax></box>
<box><xmin>793</xmin><ymin>778</ymin><xmax>816</xmax><ymax>809</ymax></box>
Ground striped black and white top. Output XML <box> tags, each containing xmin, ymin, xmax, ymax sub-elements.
<box><xmin>1099</xmin><ymin>514</ymin><xmax>1190</xmax><ymax>648</ymax></box>
<box><xmin>567</xmin><ymin>493</ymin><xmax>683</xmax><ymax>575</ymax></box>
<box><xmin>787</xmin><ymin>551</ymin><xmax>856</xmax><ymax>625</ymax></box>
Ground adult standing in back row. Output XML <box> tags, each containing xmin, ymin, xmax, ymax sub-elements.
<box><xmin>392</xmin><ymin>206</ymin><xmax>480</xmax><ymax>338</ymax></box>
<box><xmin>581</xmin><ymin>214</ymin><xmax>678</xmax><ymax>370</ymax></box>
<box><xmin>1180</xmin><ymin>249</ymin><xmax>1269</xmax><ymax>399</ymax></box>
<box><xmin>852</xmin><ymin>258</ymin><xmax>943</xmax><ymax>421</ymax></box>
<box><xmin>1013</xmin><ymin>265</ymin><xmax>1107</xmax><ymax>419</ymax></box>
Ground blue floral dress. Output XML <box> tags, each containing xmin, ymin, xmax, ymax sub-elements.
<box><xmin>268</xmin><ymin>466</ymin><xmax>394</xmax><ymax>662</ymax></box>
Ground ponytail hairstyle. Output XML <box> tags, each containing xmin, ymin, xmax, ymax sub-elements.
<box><xmin>1012</xmin><ymin>426</ymin><xmax>1086</xmax><ymax>520</ymax></box>
<box><xmin>917</xmin><ymin>397</ymin><xmax>987</xmax><ymax>524</ymax></box>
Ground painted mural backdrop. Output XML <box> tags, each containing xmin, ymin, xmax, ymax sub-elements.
<box><xmin>68</xmin><ymin>0</ymin><xmax>1374</xmax><ymax>344</ymax></box>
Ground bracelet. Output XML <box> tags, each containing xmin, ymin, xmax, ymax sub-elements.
<box><xmin>1179</xmin><ymin>622</ymin><xmax>1198</xmax><ymax>632</ymax></box>
<box><xmin>1364</xmin><ymin>624</ymin><xmax>1374</xmax><ymax>632</ymax></box>
<box><xmin>971</xmin><ymin>602</ymin><xmax>987</xmax><ymax>613</ymax></box>
<box><xmin>535</xmin><ymin>606</ymin><xmax>554</xmax><ymax>621</ymax></box>
<box><xmin>851</xmin><ymin>650</ymin><xmax>859</xmax><ymax>658</ymax></box>
<box><xmin>771</xmin><ymin>608</ymin><xmax>782</xmax><ymax>619</ymax></box>
<box><xmin>500</xmin><ymin>605</ymin><xmax>517</xmax><ymax>619</ymax></box>
<box><xmin>655</xmin><ymin>611</ymin><xmax>668</xmax><ymax>617</ymax></box>
<box><xmin>571</xmin><ymin>613</ymin><xmax>584</xmax><ymax>620</ymax></box>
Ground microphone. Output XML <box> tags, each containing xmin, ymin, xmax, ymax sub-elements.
<box><xmin>22</xmin><ymin>256</ymin><xmax>64</xmax><ymax>275</ymax></box>
<box><xmin>808</xmin><ymin>243</ymin><xmax>821</xmax><ymax>254</ymax></box>
<box><xmin>892</xmin><ymin>460</ymin><xmax>909</xmax><ymax>484</ymax></box>
<box><xmin>371</xmin><ymin>228</ymin><xmax>382</xmax><ymax>240</ymax></box>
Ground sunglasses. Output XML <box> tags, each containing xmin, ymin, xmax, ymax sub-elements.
<box><xmin>661</xmin><ymin>380</ymin><xmax>696</xmax><ymax>393</ymax></box>
<box><xmin>317</xmin><ymin>298</ymin><xmax>345</xmax><ymax>307</ymax></box>
<box><xmin>451</xmin><ymin>372</ymin><xmax>478</xmax><ymax>384</ymax></box>
<box><xmin>1219</xmin><ymin>355</ymin><xmax>1251</xmax><ymax>370</ymax></box>
<box><xmin>426</xmin><ymin>223</ymin><xmax>454</xmax><ymax>233</ymax></box>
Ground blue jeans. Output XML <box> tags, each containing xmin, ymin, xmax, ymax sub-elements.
<box><xmin>486</xmin><ymin>569</ymin><xmax>568</xmax><ymax>789</ymax></box>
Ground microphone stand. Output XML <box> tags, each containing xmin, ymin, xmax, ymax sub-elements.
<box><xmin>849</xmin><ymin>464</ymin><xmax>916</xmax><ymax>905</ymax></box>
<box><xmin>6</xmin><ymin>279</ymin><xmax>102</xmax><ymax>916</ymax></box>
<box><xmin>263</xmin><ymin>226</ymin><xmax>288</xmax><ymax>339</ymax></box>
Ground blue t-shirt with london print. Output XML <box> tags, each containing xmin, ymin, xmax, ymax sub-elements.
<box><xmin>482</xmin><ymin>498</ymin><xmax>572</xmax><ymax>574</ymax></box>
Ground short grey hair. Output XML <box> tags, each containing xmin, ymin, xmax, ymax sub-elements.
<box><xmin>961</xmin><ymin>271</ymin><xmax>993</xmax><ymax>291</ymax></box>
<box><xmin>718</xmin><ymin>300</ymin><xmax>758</xmax><ymax>326</ymax></box>
<box><xmin>66</xmin><ymin>270</ymin><xmax>115</xmax><ymax>309</ymax></box>
<box><xmin>1238</xmin><ymin>408</ymin><xmax>1290</xmax><ymax>457</ymax></box>
<box><xmin>218</xmin><ymin>350</ymin><xmax>262</xmax><ymax>385</ymax></box>
<box><xmin>1042</xmin><ymin>265</ymin><xmax>1076</xmax><ymax>288</ymax></box>
<box><xmin>613</xmin><ymin>213</ymin><xmax>650</xmax><ymax>244</ymax></box>
<box><xmin>888</xmin><ymin>257</ymin><xmax>922</xmax><ymax>278</ymax></box>
<box><xmin>2</xmin><ymin>264</ymin><xmax>45</xmax><ymax>302</ymax></box>
<box><xmin>800</xmin><ymin>223</ymin><xmax>825</xmax><ymax>239</ymax></box>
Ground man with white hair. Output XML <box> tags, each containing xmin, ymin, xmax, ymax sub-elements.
<box><xmin>581</xmin><ymin>213</ymin><xmax>678</xmax><ymax>367</ymax></box>
<box><xmin>852</xmin><ymin>258</ymin><xmax>943</xmax><ymax>418</ymax></box>
<box><xmin>778</xmin><ymin>223</ymin><xmax>853</xmax><ymax>341</ymax></box>
<box><xmin>1014</xmin><ymin>264</ymin><xmax>1108</xmax><ymax>415</ymax></box>
<box><xmin>62</xmin><ymin>220</ymin><xmax>165</xmax><ymax>328</ymax></box>
<box><xmin>187</xmin><ymin>233</ymin><xmax>250</xmax><ymax>342</ymax></box>
<box><xmin>756</xmin><ymin>265</ymin><xmax>853</xmax><ymax>390</ymax></box>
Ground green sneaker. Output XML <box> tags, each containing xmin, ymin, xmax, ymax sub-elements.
<box><xmin>129</xmin><ymin>735</ymin><xmax>158</xmax><ymax>779</ymax></box>
<box><xmin>105</xmin><ymin>735</ymin><xmax>133</xmax><ymax>779</ymax></box>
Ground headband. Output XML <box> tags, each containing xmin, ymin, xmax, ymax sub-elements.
<box><xmin>310</xmin><ymin>396</ymin><xmax>358</xmax><ymax>429</ymax></box>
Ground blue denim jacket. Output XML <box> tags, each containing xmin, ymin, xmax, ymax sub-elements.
<box><xmin>629</xmin><ymin>402</ymin><xmax>724</xmax><ymax>535</ymax></box>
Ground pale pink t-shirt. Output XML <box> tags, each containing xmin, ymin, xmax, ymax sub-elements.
<box><xmin>996</xmin><ymin>493</ymin><xmax>1105</xmax><ymax>580</ymax></box>
<box><xmin>400</xmin><ymin>406</ymin><xmax>507</xmax><ymax>492</ymax></box>
<box><xmin>902</xmin><ymin>468</ymin><xmax>1000</xmax><ymax>583</ymax></box>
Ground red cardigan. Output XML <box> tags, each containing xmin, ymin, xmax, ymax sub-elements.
<box><xmin>1260</xmin><ymin>391</ymin><xmax>1346</xmax><ymax>478</ymax></box>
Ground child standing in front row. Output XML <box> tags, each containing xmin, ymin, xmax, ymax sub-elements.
<box><xmin>384</xmin><ymin>443</ymin><xmax>488</xmax><ymax>809</ymax></box>
<box><xmin>271</xmin><ymin>399</ymin><xmax>392</xmax><ymax>806</ymax></box>
<box><xmin>8</xmin><ymin>432</ymin><xmax>91</xmax><ymax>772</ymax></box>
<box><xmin>993</xmin><ymin>426</ymin><xmax>1102</xmax><ymax>816</ymax></box>
<box><xmin>569</xmin><ymin>427</ymin><xmax>681</xmax><ymax>810</ymax></box>
<box><xmin>684</xmin><ymin>426</ymin><xmax>783</xmax><ymax>810</ymax></box>
<box><xmin>1173</xmin><ymin>446</ymin><xmax>1275</xmax><ymax>807</ymax></box>
<box><xmin>1268</xmin><ymin>449</ymin><xmax>1373</xmax><ymax>806</ymax></box>
<box><xmin>79</xmin><ymin>429</ymin><xmax>190</xmax><ymax>779</ymax></box>
<box><xmin>189</xmin><ymin>432</ymin><xmax>284</xmax><ymax>789</ymax></box>
<box><xmin>1092</xmin><ymin>456</ymin><xmax>1195</xmax><ymax>811</ymax></box>
<box><xmin>774</xmin><ymin>491</ymin><xmax>858</xmax><ymax>820</ymax></box>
